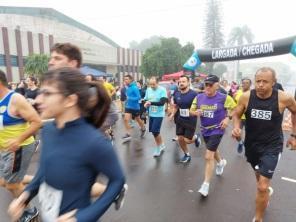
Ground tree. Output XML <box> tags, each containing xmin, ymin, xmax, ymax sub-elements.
<box><xmin>24</xmin><ymin>54</ymin><xmax>49</xmax><ymax>77</ymax></box>
<box><xmin>227</xmin><ymin>25</ymin><xmax>254</xmax><ymax>46</ymax></box>
<box><xmin>203</xmin><ymin>0</ymin><xmax>225</xmax><ymax>74</ymax></box>
<box><xmin>140</xmin><ymin>38</ymin><xmax>195</xmax><ymax>78</ymax></box>
<box><xmin>129</xmin><ymin>36</ymin><xmax>162</xmax><ymax>52</ymax></box>
<box><xmin>213</xmin><ymin>63</ymin><xmax>227</xmax><ymax>78</ymax></box>
<box><xmin>227</xmin><ymin>25</ymin><xmax>254</xmax><ymax>80</ymax></box>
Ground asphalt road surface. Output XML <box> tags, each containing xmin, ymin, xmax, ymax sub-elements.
<box><xmin>1</xmin><ymin>117</ymin><xmax>295</xmax><ymax>222</ymax></box>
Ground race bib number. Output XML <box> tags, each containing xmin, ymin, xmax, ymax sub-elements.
<box><xmin>203</xmin><ymin>110</ymin><xmax>214</xmax><ymax>118</ymax></box>
<box><xmin>151</xmin><ymin>106</ymin><xmax>158</xmax><ymax>113</ymax></box>
<box><xmin>180</xmin><ymin>109</ymin><xmax>189</xmax><ymax>117</ymax></box>
<box><xmin>39</xmin><ymin>182</ymin><xmax>63</xmax><ymax>222</ymax></box>
<box><xmin>251</xmin><ymin>109</ymin><xmax>272</xmax><ymax>120</ymax></box>
<box><xmin>0</xmin><ymin>115</ymin><xmax>3</xmax><ymax>130</ymax></box>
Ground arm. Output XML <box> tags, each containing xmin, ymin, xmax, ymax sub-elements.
<box><xmin>232</xmin><ymin>92</ymin><xmax>249</xmax><ymax>139</ymax></box>
<box><xmin>283</xmin><ymin>93</ymin><xmax>296</xmax><ymax>149</ymax></box>
<box><xmin>127</xmin><ymin>87</ymin><xmax>141</xmax><ymax>101</ymax></box>
<box><xmin>75</xmin><ymin>139</ymin><xmax>125</xmax><ymax>221</ymax></box>
<box><xmin>150</xmin><ymin>97</ymin><xmax>168</xmax><ymax>106</ymax></box>
<box><xmin>190</xmin><ymin>97</ymin><xmax>201</xmax><ymax>117</ymax></box>
<box><xmin>6</xmin><ymin>94</ymin><xmax>42</xmax><ymax>151</ymax></box>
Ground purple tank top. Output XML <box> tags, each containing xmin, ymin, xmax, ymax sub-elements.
<box><xmin>196</xmin><ymin>92</ymin><xmax>227</xmax><ymax>136</ymax></box>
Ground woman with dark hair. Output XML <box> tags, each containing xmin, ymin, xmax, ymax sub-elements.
<box><xmin>8</xmin><ymin>67</ymin><xmax>125</xmax><ymax>221</ymax></box>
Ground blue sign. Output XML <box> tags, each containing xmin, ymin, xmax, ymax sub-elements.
<box><xmin>183</xmin><ymin>51</ymin><xmax>202</xmax><ymax>71</ymax></box>
<box><xmin>291</xmin><ymin>40</ymin><xmax>296</xmax><ymax>57</ymax></box>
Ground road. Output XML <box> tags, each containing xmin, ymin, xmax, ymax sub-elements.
<box><xmin>1</xmin><ymin>117</ymin><xmax>296</xmax><ymax>222</ymax></box>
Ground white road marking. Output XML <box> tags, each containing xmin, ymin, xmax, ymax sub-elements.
<box><xmin>281</xmin><ymin>177</ymin><xmax>296</xmax><ymax>183</ymax></box>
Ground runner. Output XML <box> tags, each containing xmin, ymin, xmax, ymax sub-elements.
<box><xmin>190</xmin><ymin>74</ymin><xmax>236</xmax><ymax>197</ymax></box>
<box><xmin>144</xmin><ymin>77</ymin><xmax>168</xmax><ymax>157</ymax></box>
<box><xmin>169</xmin><ymin>75</ymin><xmax>200</xmax><ymax>163</ymax></box>
<box><xmin>0</xmin><ymin>70</ymin><xmax>42</xmax><ymax>221</ymax></box>
<box><xmin>23</xmin><ymin>42</ymin><xmax>126</xmax><ymax>209</ymax></box>
<box><xmin>122</xmin><ymin>74</ymin><xmax>146</xmax><ymax>142</ymax></box>
<box><xmin>234</xmin><ymin>77</ymin><xmax>252</xmax><ymax>154</ymax></box>
<box><xmin>8</xmin><ymin>67</ymin><xmax>126</xmax><ymax>222</ymax></box>
<box><xmin>232</xmin><ymin>67</ymin><xmax>296</xmax><ymax>222</ymax></box>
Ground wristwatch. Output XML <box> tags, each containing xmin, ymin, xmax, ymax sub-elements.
<box><xmin>290</xmin><ymin>133</ymin><xmax>296</xmax><ymax>138</ymax></box>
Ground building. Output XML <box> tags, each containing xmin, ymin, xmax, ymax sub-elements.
<box><xmin>0</xmin><ymin>6</ymin><xmax>143</xmax><ymax>83</ymax></box>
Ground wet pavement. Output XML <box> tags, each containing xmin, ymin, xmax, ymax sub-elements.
<box><xmin>1</xmin><ymin>117</ymin><xmax>296</xmax><ymax>222</ymax></box>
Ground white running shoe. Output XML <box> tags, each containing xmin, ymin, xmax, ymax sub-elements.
<box><xmin>216</xmin><ymin>159</ymin><xmax>227</xmax><ymax>176</ymax></box>
<box><xmin>198</xmin><ymin>182</ymin><xmax>210</xmax><ymax>197</ymax></box>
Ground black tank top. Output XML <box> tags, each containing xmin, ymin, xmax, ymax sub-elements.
<box><xmin>245</xmin><ymin>89</ymin><xmax>283</xmax><ymax>150</ymax></box>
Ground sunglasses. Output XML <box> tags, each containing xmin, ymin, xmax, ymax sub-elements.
<box><xmin>205</xmin><ymin>83</ymin><xmax>214</xmax><ymax>87</ymax></box>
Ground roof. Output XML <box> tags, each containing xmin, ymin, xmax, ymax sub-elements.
<box><xmin>0</xmin><ymin>6</ymin><xmax>120</xmax><ymax>48</ymax></box>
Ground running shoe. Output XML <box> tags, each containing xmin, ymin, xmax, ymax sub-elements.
<box><xmin>216</xmin><ymin>159</ymin><xmax>227</xmax><ymax>175</ymax></box>
<box><xmin>237</xmin><ymin>142</ymin><xmax>244</xmax><ymax>154</ymax></box>
<box><xmin>19</xmin><ymin>207</ymin><xmax>39</xmax><ymax>222</ymax></box>
<box><xmin>153</xmin><ymin>144</ymin><xmax>165</xmax><ymax>157</ymax></box>
<box><xmin>114</xmin><ymin>184</ymin><xmax>128</xmax><ymax>210</ymax></box>
<box><xmin>122</xmin><ymin>134</ymin><xmax>132</xmax><ymax>143</ymax></box>
<box><xmin>194</xmin><ymin>134</ymin><xmax>201</xmax><ymax>148</ymax></box>
<box><xmin>172</xmin><ymin>136</ymin><xmax>178</xmax><ymax>142</ymax></box>
<box><xmin>180</xmin><ymin>154</ymin><xmax>191</xmax><ymax>163</ymax></box>
<box><xmin>198</xmin><ymin>182</ymin><xmax>210</xmax><ymax>197</ymax></box>
<box><xmin>140</xmin><ymin>127</ymin><xmax>146</xmax><ymax>138</ymax></box>
<box><xmin>252</xmin><ymin>218</ymin><xmax>262</xmax><ymax>222</ymax></box>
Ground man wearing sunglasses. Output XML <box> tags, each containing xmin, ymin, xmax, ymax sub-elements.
<box><xmin>190</xmin><ymin>74</ymin><xmax>236</xmax><ymax>197</ymax></box>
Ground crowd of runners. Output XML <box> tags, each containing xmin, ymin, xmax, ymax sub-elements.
<box><xmin>0</xmin><ymin>42</ymin><xmax>296</xmax><ymax>222</ymax></box>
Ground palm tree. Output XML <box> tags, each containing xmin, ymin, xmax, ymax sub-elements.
<box><xmin>227</xmin><ymin>25</ymin><xmax>254</xmax><ymax>81</ymax></box>
<box><xmin>227</xmin><ymin>25</ymin><xmax>254</xmax><ymax>46</ymax></box>
<box><xmin>24</xmin><ymin>54</ymin><xmax>49</xmax><ymax>78</ymax></box>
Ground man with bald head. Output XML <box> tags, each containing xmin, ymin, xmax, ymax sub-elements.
<box><xmin>232</xmin><ymin>67</ymin><xmax>296</xmax><ymax>222</ymax></box>
<box><xmin>144</xmin><ymin>77</ymin><xmax>168</xmax><ymax>157</ymax></box>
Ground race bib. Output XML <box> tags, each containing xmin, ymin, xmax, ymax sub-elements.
<box><xmin>0</xmin><ymin>115</ymin><xmax>3</xmax><ymax>130</ymax></box>
<box><xmin>151</xmin><ymin>106</ymin><xmax>158</xmax><ymax>113</ymax></box>
<box><xmin>180</xmin><ymin>109</ymin><xmax>190</xmax><ymax>117</ymax></box>
<box><xmin>251</xmin><ymin>109</ymin><xmax>272</xmax><ymax>120</ymax></box>
<box><xmin>39</xmin><ymin>182</ymin><xmax>63</xmax><ymax>222</ymax></box>
<box><xmin>203</xmin><ymin>110</ymin><xmax>214</xmax><ymax>118</ymax></box>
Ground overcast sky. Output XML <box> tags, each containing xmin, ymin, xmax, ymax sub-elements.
<box><xmin>1</xmin><ymin>0</ymin><xmax>295</xmax><ymax>47</ymax></box>
<box><xmin>1</xmin><ymin>0</ymin><xmax>296</xmax><ymax>70</ymax></box>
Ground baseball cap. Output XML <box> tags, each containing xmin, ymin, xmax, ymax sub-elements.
<box><xmin>204</xmin><ymin>74</ymin><xmax>219</xmax><ymax>84</ymax></box>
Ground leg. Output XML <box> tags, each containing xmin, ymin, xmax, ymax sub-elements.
<box><xmin>204</xmin><ymin>150</ymin><xmax>215</xmax><ymax>183</ymax></box>
<box><xmin>134</xmin><ymin>116</ymin><xmax>145</xmax><ymax>129</ymax></box>
<box><xmin>124</xmin><ymin>113</ymin><xmax>132</xmax><ymax>135</ymax></box>
<box><xmin>214</xmin><ymin>150</ymin><xmax>222</xmax><ymax>163</ymax></box>
<box><xmin>178</xmin><ymin>136</ymin><xmax>189</xmax><ymax>154</ymax></box>
<box><xmin>154</xmin><ymin>134</ymin><xmax>163</xmax><ymax>147</ymax></box>
<box><xmin>255</xmin><ymin>175</ymin><xmax>270</xmax><ymax>221</ymax></box>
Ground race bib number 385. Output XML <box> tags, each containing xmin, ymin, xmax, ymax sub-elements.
<box><xmin>251</xmin><ymin>109</ymin><xmax>272</xmax><ymax>120</ymax></box>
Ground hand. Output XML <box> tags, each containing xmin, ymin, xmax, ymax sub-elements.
<box><xmin>8</xmin><ymin>192</ymin><xmax>29</xmax><ymax>222</ymax></box>
<box><xmin>168</xmin><ymin>113</ymin><xmax>174</xmax><ymax>121</ymax></box>
<box><xmin>5</xmin><ymin>138</ymin><xmax>21</xmax><ymax>152</ymax></box>
<box><xmin>56</xmin><ymin>209</ymin><xmax>77</xmax><ymax>222</ymax></box>
<box><xmin>232</xmin><ymin>127</ymin><xmax>241</xmax><ymax>140</ymax></box>
<box><xmin>220</xmin><ymin>117</ymin><xmax>229</xmax><ymax>130</ymax></box>
<box><xmin>194</xmin><ymin>109</ymin><xmax>203</xmax><ymax>117</ymax></box>
<box><xmin>144</xmin><ymin>101</ymin><xmax>151</xmax><ymax>108</ymax></box>
<box><xmin>286</xmin><ymin>137</ymin><xmax>296</xmax><ymax>150</ymax></box>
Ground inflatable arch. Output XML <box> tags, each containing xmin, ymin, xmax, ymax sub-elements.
<box><xmin>183</xmin><ymin>36</ymin><xmax>296</xmax><ymax>71</ymax></box>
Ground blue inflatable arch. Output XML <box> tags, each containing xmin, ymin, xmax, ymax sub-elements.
<box><xmin>183</xmin><ymin>36</ymin><xmax>296</xmax><ymax>71</ymax></box>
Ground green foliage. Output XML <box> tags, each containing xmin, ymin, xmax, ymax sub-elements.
<box><xmin>213</xmin><ymin>63</ymin><xmax>227</xmax><ymax>78</ymax></box>
<box><xmin>24</xmin><ymin>54</ymin><xmax>49</xmax><ymax>77</ymax></box>
<box><xmin>129</xmin><ymin>36</ymin><xmax>162</xmax><ymax>52</ymax></box>
<box><xmin>227</xmin><ymin>25</ymin><xmax>254</xmax><ymax>46</ymax></box>
<box><xmin>140</xmin><ymin>38</ymin><xmax>195</xmax><ymax>78</ymax></box>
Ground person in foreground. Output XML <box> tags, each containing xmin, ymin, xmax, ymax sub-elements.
<box><xmin>8</xmin><ymin>67</ymin><xmax>126</xmax><ymax>222</ymax></box>
<box><xmin>232</xmin><ymin>67</ymin><xmax>296</xmax><ymax>222</ymax></box>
